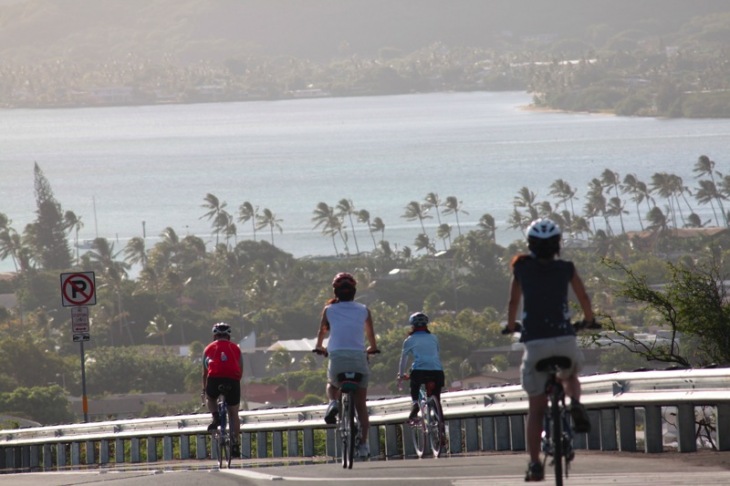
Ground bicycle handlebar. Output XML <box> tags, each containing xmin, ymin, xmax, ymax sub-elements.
<box><xmin>501</xmin><ymin>319</ymin><xmax>602</xmax><ymax>335</ymax></box>
<box><xmin>312</xmin><ymin>348</ymin><xmax>381</xmax><ymax>358</ymax></box>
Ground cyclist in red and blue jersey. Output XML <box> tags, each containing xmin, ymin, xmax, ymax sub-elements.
<box><xmin>203</xmin><ymin>322</ymin><xmax>243</xmax><ymax>457</ymax></box>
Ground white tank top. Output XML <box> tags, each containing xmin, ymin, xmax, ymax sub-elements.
<box><xmin>325</xmin><ymin>301</ymin><xmax>368</xmax><ymax>351</ymax></box>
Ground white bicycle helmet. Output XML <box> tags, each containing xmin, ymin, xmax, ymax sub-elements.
<box><xmin>212</xmin><ymin>322</ymin><xmax>232</xmax><ymax>337</ymax></box>
<box><xmin>408</xmin><ymin>312</ymin><xmax>429</xmax><ymax>327</ymax></box>
<box><xmin>527</xmin><ymin>218</ymin><xmax>561</xmax><ymax>239</ymax></box>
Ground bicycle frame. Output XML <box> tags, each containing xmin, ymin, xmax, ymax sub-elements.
<box><xmin>213</xmin><ymin>390</ymin><xmax>232</xmax><ymax>468</ymax></box>
<box><xmin>539</xmin><ymin>359</ymin><xmax>574</xmax><ymax>486</ymax></box>
<box><xmin>337</xmin><ymin>372</ymin><xmax>362</xmax><ymax>469</ymax></box>
<box><xmin>408</xmin><ymin>380</ymin><xmax>445</xmax><ymax>458</ymax></box>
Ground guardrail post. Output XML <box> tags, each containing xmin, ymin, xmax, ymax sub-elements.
<box><xmin>600</xmin><ymin>409</ymin><xmax>618</xmax><ymax>451</ymax></box>
<box><xmin>676</xmin><ymin>404</ymin><xmax>696</xmax><ymax>452</ymax></box>
<box><xmin>56</xmin><ymin>443</ymin><xmax>66</xmax><ymax>470</ymax></box>
<box><xmin>0</xmin><ymin>446</ymin><xmax>6</xmax><ymax>471</ymax></box>
<box><xmin>717</xmin><ymin>404</ymin><xmax>730</xmax><ymax>451</ymax></box>
<box><xmin>384</xmin><ymin>424</ymin><xmax>398</xmax><ymax>458</ymax></box>
<box><xmin>509</xmin><ymin>415</ymin><xmax>525</xmax><ymax>451</ymax></box>
<box><xmin>130</xmin><ymin>438</ymin><xmax>141</xmax><ymax>463</ymax></box>
<box><xmin>495</xmin><ymin>416</ymin><xmax>510</xmax><ymax>450</ymax></box>
<box><xmin>195</xmin><ymin>435</ymin><xmax>207</xmax><ymax>459</ymax></box>
<box><xmin>272</xmin><ymin>430</ymin><xmax>283</xmax><ymax>457</ymax></box>
<box><xmin>287</xmin><ymin>430</ymin><xmax>298</xmax><ymax>457</ymax></box>
<box><xmin>242</xmin><ymin>431</ymin><xmax>252</xmax><ymax>459</ymax></box>
<box><xmin>43</xmin><ymin>444</ymin><xmax>53</xmax><ymax>470</ymax></box>
<box><xmin>587</xmin><ymin>410</ymin><xmax>601</xmax><ymax>450</ymax></box>
<box><xmin>644</xmin><ymin>405</ymin><xmax>663</xmax><ymax>453</ymax></box>
<box><xmin>256</xmin><ymin>431</ymin><xmax>267</xmax><ymax>458</ymax></box>
<box><xmin>368</xmin><ymin>425</ymin><xmax>380</xmax><ymax>458</ymax></box>
<box><xmin>464</xmin><ymin>418</ymin><xmax>479</xmax><ymax>452</ymax></box>
<box><xmin>618</xmin><ymin>406</ymin><xmax>636</xmax><ymax>452</ymax></box>
<box><xmin>180</xmin><ymin>436</ymin><xmax>190</xmax><ymax>459</ymax></box>
<box><xmin>402</xmin><ymin>423</ymin><xmax>415</xmax><ymax>457</ymax></box>
<box><xmin>480</xmin><ymin>416</ymin><xmax>496</xmax><ymax>451</ymax></box>
<box><xmin>85</xmin><ymin>440</ymin><xmax>95</xmax><ymax>465</ymax></box>
<box><xmin>147</xmin><ymin>437</ymin><xmax>157</xmax><ymax>463</ymax></box>
<box><xmin>115</xmin><ymin>438</ymin><xmax>125</xmax><ymax>463</ymax></box>
<box><xmin>448</xmin><ymin>419</ymin><xmax>462</xmax><ymax>453</ymax></box>
<box><xmin>100</xmin><ymin>439</ymin><xmax>109</xmax><ymax>464</ymax></box>
<box><xmin>29</xmin><ymin>445</ymin><xmax>39</xmax><ymax>470</ymax></box>
<box><xmin>70</xmin><ymin>442</ymin><xmax>81</xmax><ymax>467</ymax></box>
<box><xmin>163</xmin><ymin>436</ymin><xmax>173</xmax><ymax>461</ymax></box>
<box><xmin>303</xmin><ymin>429</ymin><xmax>314</xmax><ymax>456</ymax></box>
<box><xmin>325</xmin><ymin>428</ymin><xmax>337</xmax><ymax>458</ymax></box>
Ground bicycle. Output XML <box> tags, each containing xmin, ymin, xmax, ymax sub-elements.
<box><xmin>210</xmin><ymin>384</ymin><xmax>233</xmax><ymax>469</ymax></box>
<box><xmin>502</xmin><ymin>319</ymin><xmax>600</xmax><ymax>485</ymax></box>
<box><xmin>400</xmin><ymin>376</ymin><xmax>446</xmax><ymax>458</ymax></box>
<box><xmin>313</xmin><ymin>348</ymin><xmax>379</xmax><ymax>469</ymax></box>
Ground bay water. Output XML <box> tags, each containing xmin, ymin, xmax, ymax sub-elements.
<box><xmin>1</xmin><ymin>91</ymin><xmax>729</xmax><ymax>273</ymax></box>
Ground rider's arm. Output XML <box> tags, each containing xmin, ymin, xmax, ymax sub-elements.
<box><xmin>315</xmin><ymin>307</ymin><xmax>329</xmax><ymax>351</ymax></box>
<box><xmin>364</xmin><ymin>308</ymin><xmax>378</xmax><ymax>352</ymax></box>
<box><xmin>506</xmin><ymin>275</ymin><xmax>522</xmax><ymax>332</ymax></box>
<box><xmin>570</xmin><ymin>268</ymin><xmax>594</xmax><ymax>322</ymax></box>
<box><xmin>201</xmin><ymin>359</ymin><xmax>208</xmax><ymax>394</ymax></box>
<box><xmin>397</xmin><ymin>338</ymin><xmax>411</xmax><ymax>377</ymax></box>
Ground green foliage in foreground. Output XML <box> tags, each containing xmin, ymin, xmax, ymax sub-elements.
<box><xmin>0</xmin><ymin>385</ymin><xmax>74</xmax><ymax>425</ymax></box>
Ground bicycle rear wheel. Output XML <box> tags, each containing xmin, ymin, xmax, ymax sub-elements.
<box><xmin>427</xmin><ymin>398</ymin><xmax>444</xmax><ymax>458</ymax></box>
<box><xmin>214</xmin><ymin>431</ymin><xmax>223</xmax><ymax>468</ymax></box>
<box><xmin>340</xmin><ymin>393</ymin><xmax>356</xmax><ymax>469</ymax></box>
<box><xmin>551</xmin><ymin>398</ymin><xmax>564</xmax><ymax>486</ymax></box>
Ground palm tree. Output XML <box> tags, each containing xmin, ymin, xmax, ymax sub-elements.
<box><xmin>650</xmin><ymin>172</ymin><xmax>680</xmax><ymax>228</ymax></box>
<box><xmin>668</xmin><ymin>174</ymin><xmax>693</xmax><ymax>227</ymax></box>
<box><xmin>123</xmin><ymin>236</ymin><xmax>147</xmax><ymax>267</ymax></box>
<box><xmin>693</xmin><ymin>154</ymin><xmax>727</xmax><ymax>226</ymax></box>
<box><xmin>255</xmin><ymin>208</ymin><xmax>283</xmax><ymax>246</ymax></box>
<box><xmin>512</xmin><ymin>187</ymin><xmax>539</xmax><ymax>224</ymax></box>
<box><xmin>477</xmin><ymin>213</ymin><xmax>497</xmax><ymax>243</ymax></box>
<box><xmin>425</xmin><ymin>192</ymin><xmax>449</xmax><ymax>246</ymax></box>
<box><xmin>549</xmin><ymin>179</ymin><xmax>578</xmax><ymax>218</ymax></box>
<box><xmin>402</xmin><ymin>201</ymin><xmax>431</xmax><ymax>237</ymax></box>
<box><xmin>313</xmin><ymin>202</ymin><xmax>344</xmax><ymax>255</ymax></box>
<box><xmin>443</xmin><ymin>196</ymin><xmax>469</xmax><ymax>236</ymax></box>
<box><xmin>621</xmin><ymin>174</ymin><xmax>652</xmax><ymax>231</ymax></box>
<box><xmin>336</xmin><ymin>199</ymin><xmax>360</xmax><ymax>254</ymax></box>
<box><xmin>0</xmin><ymin>214</ymin><xmax>22</xmax><ymax>272</ymax></box>
<box><xmin>413</xmin><ymin>233</ymin><xmax>434</xmax><ymax>255</ymax></box>
<box><xmin>507</xmin><ymin>207</ymin><xmax>528</xmax><ymax>231</ymax></box>
<box><xmin>357</xmin><ymin>209</ymin><xmax>378</xmax><ymax>250</ymax></box>
<box><xmin>695</xmin><ymin>179</ymin><xmax>723</xmax><ymax>226</ymax></box>
<box><xmin>63</xmin><ymin>210</ymin><xmax>84</xmax><ymax>265</ymax></box>
<box><xmin>200</xmin><ymin>193</ymin><xmax>227</xmax><ymax>245</ymax></box>
<box><xmin>585</xmin><ymin>178</ymin><xmax>609</xmax><ymax>234</ymax></box>
<box><xmin>370</xmin><ymin>217</ymin><xmax>385</xmax><ymax>245</ymax></box>
<box><xmin>237</xmin><ymin>201</ymin><xmax>259</xmax><ymax>241</ymax></box>
<box><xmin>146</xmin><ymin>314</ymin><xmax>173</xmax><ymax>347</ymax></box>
<box><xmin>436</xmin><ymin>223</ymin><xmax>452</xmax><ymax>251</ymax></box>
<box><xmin>601</xmin><ymin>169</ymin><xmax>626</xmax><ymax>234</ymax></box>
<box><xmin>646</xmin><ymin>206</ymin><xmax>669</xmax><ymax>233</ymax></box>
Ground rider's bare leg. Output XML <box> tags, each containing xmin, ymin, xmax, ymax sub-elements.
<box><xmin>354</xmin><ymin>387</ymin><xmax>369</xmax><ymax>443</ymax></box>
<box><xmin>527</xmin><ymin>394</ymin><xmax>548</xmax><ymax>464</ymax></box>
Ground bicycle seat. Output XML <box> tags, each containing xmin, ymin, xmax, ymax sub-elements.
<box><xmin>337</xmin><ymin>372</ymin><xmax>363</xmax><ymax>392</ymax></box>
<box><xmin>535</xmin><ymin>356</ymin><xmax>572</xmax><ymax>372</ymax></box>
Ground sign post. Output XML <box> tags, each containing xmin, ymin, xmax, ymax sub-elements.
<box><xmin>60</xmin><ymin>272</ymin><xmax>97</xmax><ymax>423</ymax></box>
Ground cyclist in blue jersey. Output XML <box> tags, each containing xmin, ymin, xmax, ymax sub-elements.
<box><xmin>504</xmin><ymin>218</ymin><xmax>594</xmax><ymax>482</ymax></box>
<box><xmin>397</xmin><ymin>312</ymin><xmax>445</xmax><ymax>421</ymax></box>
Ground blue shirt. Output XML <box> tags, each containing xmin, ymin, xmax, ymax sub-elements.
<box><xmin>399</xmin><ymin>331</ymin><xmax>443</xmax><ymax>375</ymax></box>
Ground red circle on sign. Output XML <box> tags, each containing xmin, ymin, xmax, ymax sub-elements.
<box><xmin>62</xmin><ymin>274</ymin><xmax>95</xmax><ymax>305</ymax></box>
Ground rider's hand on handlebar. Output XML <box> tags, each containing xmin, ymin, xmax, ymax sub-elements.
<box><xmin>312</xmin><ymin>346</ymin><xmax>329</xmax><ymax>357</ymax></box>
<box><xmin>574</xmin><ymin>318</ymin><xmax>602</xmax><ymax>331</ymax></box>
<box><xmin>501</xmin><ymin>321</ymin><xmax>523</xmax><ymax>334</ymax></box>
<box><xmin>366</xmin><ymin>345</ymin><xmax>380</xmax><ymax>354</ymax></box>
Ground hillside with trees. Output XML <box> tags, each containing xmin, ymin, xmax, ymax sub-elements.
<box><xmin>1</xmin><ymin>0</ymin><xmax>730</xmax><ymax>116</ymax></box>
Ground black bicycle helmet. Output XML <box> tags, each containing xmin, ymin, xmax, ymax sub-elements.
<box><xmin>212</xmin><ymin>322</ymin><xmax>232</xmax><ymax>337</ymax></box>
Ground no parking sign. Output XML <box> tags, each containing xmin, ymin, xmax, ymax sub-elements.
<box><xmin>60</xmin><ymin>272</ymin><xmax>97</xmax><ymax>307</ymax></box>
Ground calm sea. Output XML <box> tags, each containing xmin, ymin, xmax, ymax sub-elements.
<box><xmin>1</xmin><ymin>91</ymin><xmax>729</xmax><ymax>272</ymax></box>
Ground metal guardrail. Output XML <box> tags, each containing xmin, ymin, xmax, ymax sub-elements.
<box><xmin>2</xmin><ymin>368</ymin><xmax>730</xmax><ymax>473</ymax></box>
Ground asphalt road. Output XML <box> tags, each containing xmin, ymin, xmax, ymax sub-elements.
<box><xmin>2</xmin><ymin>451</ymin><xmax>729</xmax><ymax>486</ymax></box>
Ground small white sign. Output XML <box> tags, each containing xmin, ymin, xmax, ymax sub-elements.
<box><xmin>72</xmin><ymin>333</ymin><xmax>90</xmax><ymax>342</ymax></box>
<box><xmin>71</xmin><ymin>306</ymin><xmax>90</xmax><ymax>333</ymax></box>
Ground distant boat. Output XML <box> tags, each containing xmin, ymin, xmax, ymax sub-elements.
<box><xmin>75</xmin><ymin>239</ymin><xmax>95</xmax><ymax>250</ymax></box>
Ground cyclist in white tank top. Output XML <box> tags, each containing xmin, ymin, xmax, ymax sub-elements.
<box><xmin>315</xmin><ymin>272</ymin><xmax>379</xmax><ymax>458</ymax></box>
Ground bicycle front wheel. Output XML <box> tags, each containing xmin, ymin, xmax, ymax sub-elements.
<box><xmin>410</xmin><ymin>408</ymin><xmax>426</xmax><ymax>458</ymax></box>
<box><xmin>427</xmin><ymin>398</ymin><xmax>444</xmax><ymax>458</ymax></box>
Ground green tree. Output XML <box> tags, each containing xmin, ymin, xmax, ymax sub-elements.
<box><xmin>402</xmin><ymin>201</ymin><xmax>431</xmax><ymax>238</ymax></box>
<box><xmin>25</xmin><ymin>163</ymin><xmax>72</xmax><ymax>270</ymax></box>
<box><xmin>0</xmin><ymin>385</ymin><xmax>74</xmax><ymax>425</ymax></box>
<box><xmin>443</xmin><ymin>196</ymin><xmax>469</xmax><ymax>236</ymax></box>
<box><xmin>336</xmin><ymin>199</ymin><xmax>360</xmax><ymax>255</ymax></box>
<box><xmin>237</xmin><ymin>201</ymin><xmax>259</xmax><ymax>241</ymax></box>
<box><xmin>255</xmin><ymin>208</ymin><xmax>283</xmax><ymax>246</ymax></box>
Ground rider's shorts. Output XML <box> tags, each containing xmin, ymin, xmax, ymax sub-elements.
<box><xmin>520</xmin><ymin>335</ymin><xmax>584</xmax><ymax>397</ymax></box>
<box><xmin>328</xmin><ymin>349</ymin><xmax>369</xmax><ymax>388</ymax></box>
<box><xmin>206</xmin><ymin>377</ymin><xmax>241</xmax><ymax>406</ymax></box>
